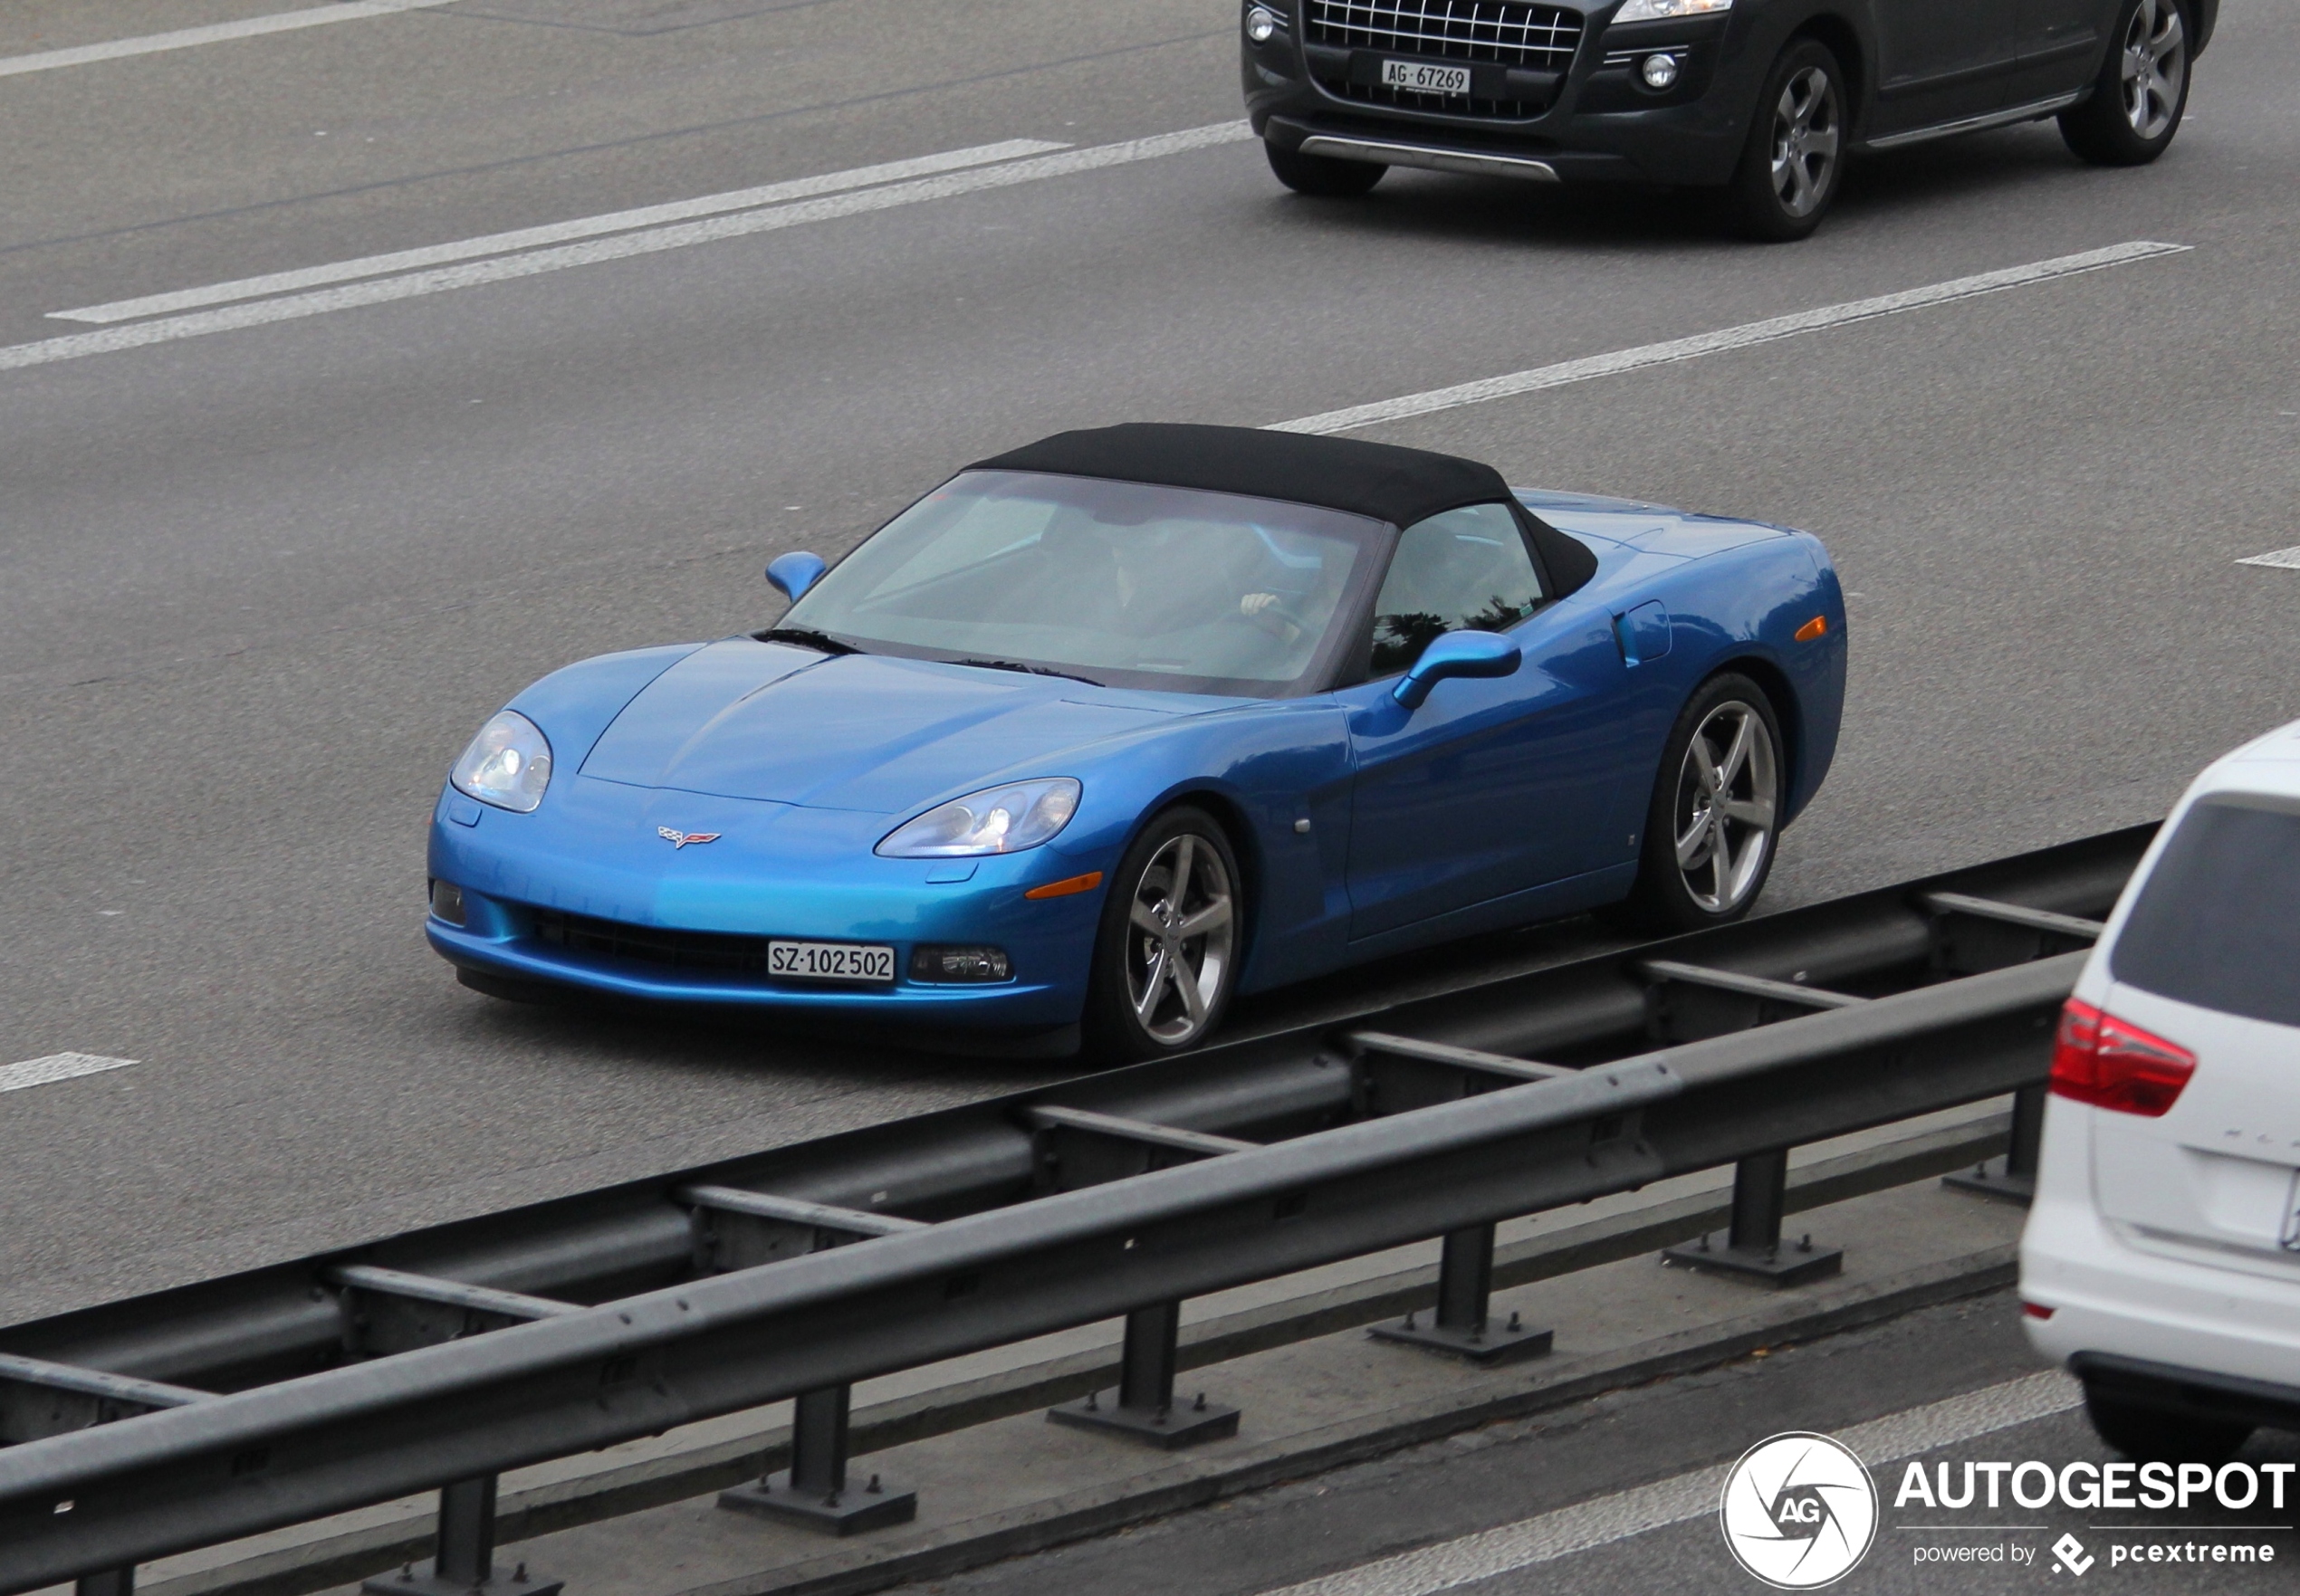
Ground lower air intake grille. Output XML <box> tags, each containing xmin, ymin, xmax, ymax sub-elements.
<box><xmin>530</xmin><ymin>908</ymin><xmax>774</xmax><ymax>976</ymax></box>
<box><xmin>1327</xmin><ymin>79</ymin><xmax>1548</xmax><ymax>118</ymax></box>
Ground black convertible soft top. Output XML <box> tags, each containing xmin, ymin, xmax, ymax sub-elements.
<box><xmin>971</xmin><ymin>422</ymin><xmax>1596</xmax><ymax>596</ymax></box>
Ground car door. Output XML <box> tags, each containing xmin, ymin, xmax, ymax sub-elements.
<box><xmin>1341</xmin><ymin>505</ymin><xmax>1628</xmax><ymax>941</ymax></box>
<box><xmin>1868</xmin><ymin>0</ymin><xmax>2019</xmax><ymax>135</ymax></box>
<box><xmin>2012</xmin><ymin>0</ymin><xmax>2114</xmax><ymax>100</ymax></box>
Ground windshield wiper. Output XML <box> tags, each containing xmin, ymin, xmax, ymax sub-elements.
<box><xmin>757</xmin><ymin>626</ymin><xmax>862</xmax><ymax>655</ymax></box>
<box><xmin>954</xmin><ymin>658</ymin><xmax>1103</xmax><ymax>687</ymax></box>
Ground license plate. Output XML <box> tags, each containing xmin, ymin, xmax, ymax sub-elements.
<box><xmin>1382</xmin><ymin>59</ymin><xmax>1471</xmax><ymax>96</ymax></box>
<box><xmin>768</xmin><ymin>941</ymin><xmax>896</xmax><ymax>983</ymax></box>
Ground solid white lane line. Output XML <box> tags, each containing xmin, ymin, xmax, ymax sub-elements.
<box><xmin>51</xmin><ymin>139</ymin><xmax>1071</xmax><ymax>325</ymax></box>
<box><xmin>0</xmin><ymin>0</ymin><xmax>464</xmax><ymax>79</ymax></box>
<box><xmin>1271</xmin><ymin>241</ymin><xmax>2190</xmax><ymax>436</ymax></box>
<box><xmin>2237</xmin><ymin>546</ymin><xmax>2300</xmax><ymax>569</ymax></box>
<box><xmin>1255</xmin><ymin>1370</ymin><xmax>2081</xmax><ymax>1596</ymax></box>
<box><xmin>0</xmin><ymin>1053</ymin><xmax>139</xmax><ymax>1093</ymax></box>
<box><xmin>0</xmin><ymin>121</ymin><xmax>1254</xmax><ymax>375</ymax></box>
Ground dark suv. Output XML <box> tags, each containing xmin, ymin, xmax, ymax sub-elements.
<box><xmin>1241</xmin><ymin>0</ymin><xmax>2217</xmax><ymax>239</ymax></box>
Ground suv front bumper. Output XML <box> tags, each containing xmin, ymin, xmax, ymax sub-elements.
<box><xmin>1243</xmin><ymin>9</ymin><xmax>1760</xmax><ymax>187</ymax></box>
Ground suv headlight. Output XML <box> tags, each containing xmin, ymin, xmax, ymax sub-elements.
<box><xmin>877</xmin><ymin>779</ymin><xmax>1080</xmax><ymax>858</ymax></box>
<box><xmin>450</xmin><ymin>710</ymin><xmax>554</xmax><ymax>814</ymax></box>
<box><xmin>1613</xmin><ymin>0</ymin><xmax>1730</xmax><ymax>21</ymax></box>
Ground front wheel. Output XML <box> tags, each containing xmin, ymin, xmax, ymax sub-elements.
<box><xmin>2059</xmin><ymin>0</ymin><xmax>2190</xmax><ymax>165</ymax></box>
<box><xmin>1722</xmin><ymin>40</ymin><xmax>1847</xmax><ymax>242</ymax></box>
<box><xmin>1083</xmin><ymin>807</ymin><xmax>1245</xmax><ymax>1061</ymax></box>
<box><xmin>1265</xmin><ymin>139</ymin><xmax>1386</xmax><ymax>197</ymax></box>
<box><xmin>1618</xmin><ymin>674</ymin><xmax>1785</xmax><ymax>934</ymax></box>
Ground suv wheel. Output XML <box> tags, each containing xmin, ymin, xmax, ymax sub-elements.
<box><xmin>1616</xmin><ymin>674</ymin><xmax>1785</xmax><ymax>933</ymax></box>
<box><xmin>1083</xmin><ymin>807</ymin><xmax>1245</xmax><ymax>1061</ymax></box>
<box><xmin>2084</xmin><ymin>1386</ymin><xmax>2252</xmax><ymax>1464</ymax></box>
<box><xmin>1265</xmin><ymin>139</ymin><xmax>1386</xmax><ymax>197</ymax></box>
<box><xmin>2059</xmin><ymin>0</ymin><xmax>2190</xmax><ymax>165</ymax></box>
<box><xmin>1724</xmin><ymin>40</ymin><xmax>1847</xmax><ymax>242</ymax></box>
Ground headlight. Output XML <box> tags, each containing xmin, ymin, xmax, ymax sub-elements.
<box><xmin>877</xmin><ymin>778</ymin><xmax>1080</xmax><ymax>858</ymax></box>
<box><xmin>1245</xmin><ymin>5</ymin><xmax>1283</xmax><ymax>43</ymax></box>
<box><xmin>450</xmin><ymin>710</ymin><xmax>553</xmax><ymax>814</ymax></box>
<box><xmin>1613</xmin><ymin>0</ymin><xmax>1730</xmax><ymax>22</ymax></box>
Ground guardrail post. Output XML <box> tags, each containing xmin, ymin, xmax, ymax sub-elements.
<box><xmin>1368</xmin><ymin>1221</ymin><xmax>1552</xmax><ymax>1365</ymax></box>
<box><xmin>363</xmin><ymin>1475</ymin><xmax>560</xmax><ymax>1595</ymax></box>
<box><xmin>1047</xmin><ymin>1301</ymin><xmax>1239</xmax><ymax>1448</ymax></box>
<box><xmin>76</xmin><ymin>1569</ymin><xmax>132</xmax><ymax>1596</ymax></box>
<box><xmin>1661</xmin><ymin>1148</ymin><xmax>1843</xmax><ymax>1287</ymax></box>
<box><xmin>1944</xmin><ymin>1083</ymin><xmax>2046</xmax><ymax>1205</ymax></box>
<box><xmin>719</xmin><ymin>1383</ymin><xmax>917</xmax><ymax>1534</ymax></box>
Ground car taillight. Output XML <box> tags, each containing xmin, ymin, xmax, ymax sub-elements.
<box><xmin>2048</xmin><ymin>998</ymin><xmax>2196</xmax><ymax>1117</ymax></box>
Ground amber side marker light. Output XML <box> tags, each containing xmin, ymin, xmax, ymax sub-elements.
<box><xmin>1794</xmin><ymin>615</ymin><xmax>1828</xmax><ymax>642</ymax></box>
<box><xmin>1025</xmin><ymin>871</ymin><xmax>1104</xmax><ymax>900</ymax></box>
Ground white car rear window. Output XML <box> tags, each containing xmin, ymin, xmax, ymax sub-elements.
<box><xmin>2110</xmin><ymin>793</ymin><xmax>2300</xmax><ymax>1027</ymax></box>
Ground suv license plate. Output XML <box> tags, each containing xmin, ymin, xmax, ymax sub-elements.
<box><xmin>768</xmin><ymin>941</ymin><xmax>896</xmax><ymax>983</ymax></box>
<box><xmin>1382</xmin><ymin>59</ymin><xmax>1471</xmax><ymax>96</ymax></box>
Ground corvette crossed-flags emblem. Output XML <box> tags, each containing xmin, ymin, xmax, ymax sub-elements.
<box><xmin>656</xmin><ymin>827</ymin><xmax>722</xmax><ymax>849</ymax></box>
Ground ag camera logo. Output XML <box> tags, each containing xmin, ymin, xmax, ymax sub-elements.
<box><xmin>1720</xmin><ymin>1431</ymin><xmax>1879</xmax><ymax>1588</ymax></box>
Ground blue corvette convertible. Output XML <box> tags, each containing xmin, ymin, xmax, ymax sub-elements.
<box><xmin>428</xmin><ymin>425</ymin><xmax>1845</xmax><ymax>1058</ymax></box>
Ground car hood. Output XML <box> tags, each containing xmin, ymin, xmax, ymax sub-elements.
<box><xmin>580</xmin><ymin>638</ymin><xmax>1194</xmax><ymax>813</ymax></box>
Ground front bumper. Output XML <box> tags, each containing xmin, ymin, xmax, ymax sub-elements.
<box><xmin>425</xmin><ymin>779</ymin><xmax>1102</xmax><ymax>1031</ymax></box>
<box><xmin>1242</xmin><ymin>8</ymin><xmax>1758</xmax><ymax>187</ymax></box>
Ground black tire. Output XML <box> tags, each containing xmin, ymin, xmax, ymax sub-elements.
<box><xmin>1265</xmin><ymin>139</ymin><xmax>1386</xmax><ymax>197</ymax></box>
<box><xmin>1722</xmin><ymin>39</ymin><xmax>1848</xmax><ymax>242</ymax></box>
<box><xmin>2084</xmin><ymin>1385</ymin><xmax>2252</xmax><ymax>1464</ymax></box>
<box><xmin>1617</xmin><ymin>674</ymin><xmax>1787</xmax><ymax>934</ymax></box>
<box><xmin>2059</xmin><ymin>0</ymin><xmax>2191</xmax><ymax>166</ymax></box>
<box><xmin>1082</xmin><ymin>806</ymin><xmax>1246</xmax><ymax>1062</ymax></box>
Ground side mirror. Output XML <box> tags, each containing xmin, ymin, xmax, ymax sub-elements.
<box><xmin>766</xmin><ymin>550</ymin><xmax>827</xmax><ymax>603</ymax></box>
<box><xmin>1392</xmin><ymin>630</ymin><xmax>1521</xmax><ymax>711</ymax></box>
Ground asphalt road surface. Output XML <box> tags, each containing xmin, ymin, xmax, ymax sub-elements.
<box><xmin>3</xmin><ymin>0</ymin><xmax>2296</xmax><ymax>1324</ymax></box>
<box><xmin>927</xmin><ymin>1291</ymin><xmax>2300</xmax><ymax>1596</ymax></box>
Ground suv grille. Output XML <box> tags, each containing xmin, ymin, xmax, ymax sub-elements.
<box><xmin>530</xmin><ymin>907</ymin><xmax>775</xmax><ymax>977</ymax></box>
<box><xmin>1305</xmin><ymin>0</ymin><xmax>1583</xmax><ymax>71</ymax></box>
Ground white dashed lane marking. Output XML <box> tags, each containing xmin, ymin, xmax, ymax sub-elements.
<box><xmin>50</xmin><ymin>139</ymin><xmax>1071</xmax><ymax>325</ymax></box>
<box><xmin>0</xmin><ymin>1053</ymin><xmax>139</xmax><ymax>1094</ymax></box>
<box><xmin>0</xmin><ymin>124</ymin><xmax>1253</xmax><ymax>374</ymax></box>
<box><xmin>2237</xmin><ymin>546</ymin><xmax>2300</xmax><ymax>569</ymax></box>
<box><xmin>0</xmin><ymin>0</ymin><xmax>465</xmax><ymax>80</ymax></box>
<box><xmin>1272</xmin><ymin>242</ymin><xmax>2191</xmax><ymax>435</ymax></box>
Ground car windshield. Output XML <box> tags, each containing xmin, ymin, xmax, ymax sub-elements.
<box><xmin>2110</xmin><ymin>793</ymin><xmax>2300</xmax><ymax>1027</ymax></box>
<box><xmin>778</xmin><ymin>471</ymin><xmax>1385</xmax><ymax>696</ymax></box>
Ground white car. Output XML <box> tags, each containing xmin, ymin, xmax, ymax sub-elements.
<box><xmin>2022</xmin><ymin>719</ymin><xmax>2300</xmax><ymax>1463</ymax></box>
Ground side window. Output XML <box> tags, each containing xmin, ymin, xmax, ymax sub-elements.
<box><xmin>1367</xmin><ymin>503</ymin><xmax>1546</xmax><ymax>677</ymax></box>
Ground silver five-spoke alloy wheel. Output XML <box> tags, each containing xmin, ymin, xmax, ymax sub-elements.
<box><xmin>1124</xmin><ymin>833</ymin><xmax>1235</xmax><ymax>1046</ymax></box>
<box><xmin>1672</xmin><ymin>702</ymin><xmax>1780</xmax><ymax>914</ymax></box>
<box><xmin>1768</xmin><ymin>65</ymin><xmax>1841</xmax><ymax>219</ymax></box>
<box><xmin>2120</xmin><ymin>0</ymin><xmax>2186</xmax><ymax>140</ymax></box>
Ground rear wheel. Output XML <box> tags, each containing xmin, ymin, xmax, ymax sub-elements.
<box><xmin>2084</xmin><ymin>1386</ymin><xmax>2252</xmax><ymax>1464</ymax></box>
<box><xmin>1723</xmin><ymin>40</ymin><xmax>1847</xmax><ymax>242</ymax></box>
<box><xmin>1265</xmin><ymin>139</ymin><xmax>1386</xmax><ymax>197</ymax></box>
<box><xmin>1083</xmin><ymin>807</ymin><xmax>1245</xmax><ymax>1061</ymax></box>
<box><xmin>1618</xmin><ymin>674</ymin><xmax>1785</xmax><ymax>933</ymax></box>
<box><xmin>2059</xmin><ymin>0</ymin><xmax>2190</xmax><ymax>165</ymax></box>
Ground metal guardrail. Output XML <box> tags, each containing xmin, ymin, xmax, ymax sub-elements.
<box><xmin>0</xmin><ymin>826</ymin><xmax>2148</xmax><ymax>1594</ymax></box>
